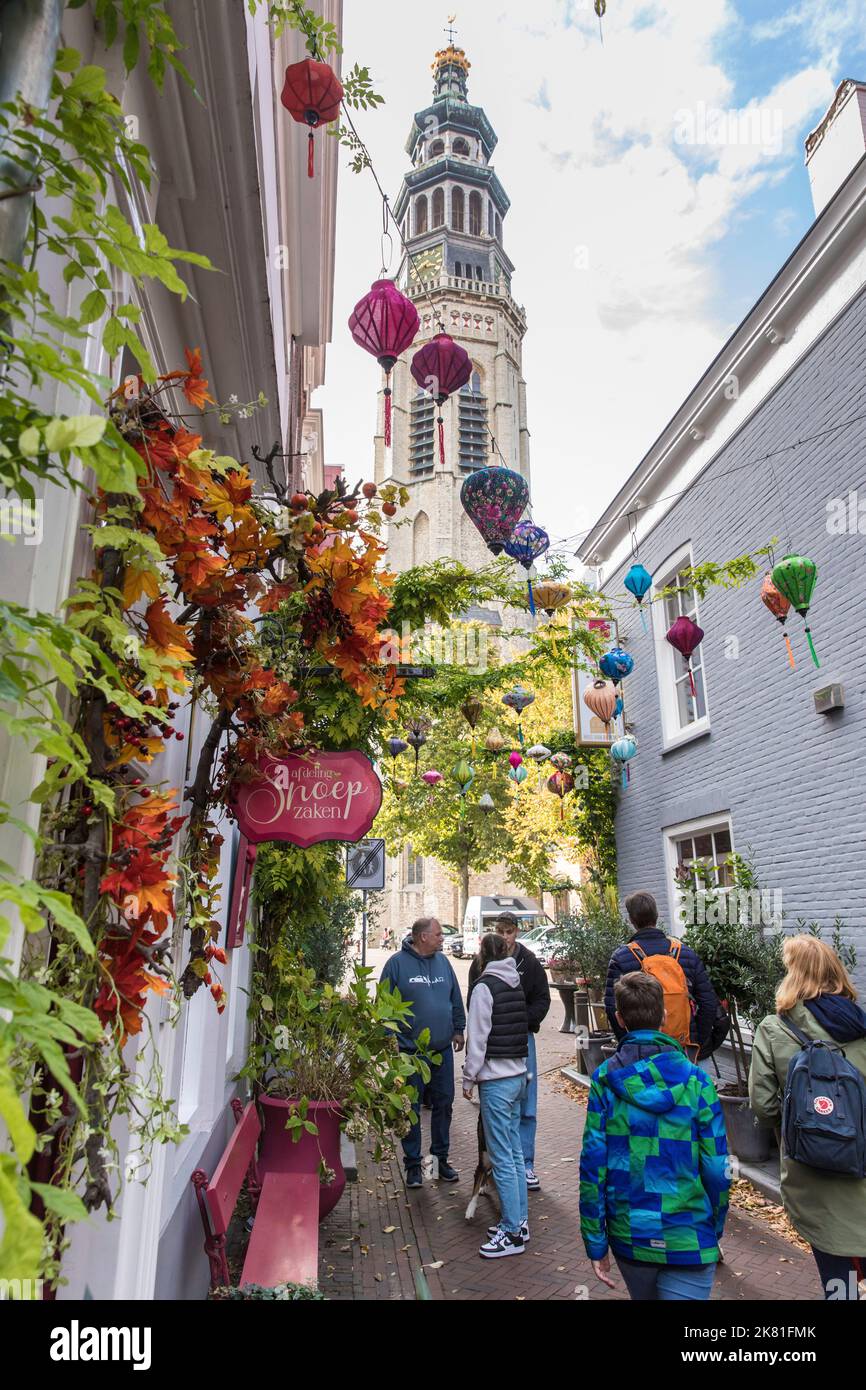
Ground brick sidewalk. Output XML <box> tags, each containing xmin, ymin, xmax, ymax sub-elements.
<box><xmin>320</xmin><ymin>984</ymin><xmax>823</xmax><ymax>1301</ymax></box>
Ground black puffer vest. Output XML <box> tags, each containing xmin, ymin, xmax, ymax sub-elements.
<box><xmin>482</xmin><ymin>972</ymin><xmax>529</xmax><ymax>1059</ymax></box>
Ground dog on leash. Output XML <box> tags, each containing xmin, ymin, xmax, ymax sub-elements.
<box><xmin>464</xmin><ymin>1109</ymin><xmax>498</xmax><ymax>1222</ymax></box>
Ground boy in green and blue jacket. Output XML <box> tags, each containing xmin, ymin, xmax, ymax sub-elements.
<box><xmin>579</xmin><ymin>970</ymin><xmax>730</xmax><ymax>1300</ymax></box>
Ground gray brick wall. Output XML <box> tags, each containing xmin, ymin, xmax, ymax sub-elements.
<box><xmin>601</xmin><ymin>285</ymin><xmax>866</xmax><ymax>977</ymax></box>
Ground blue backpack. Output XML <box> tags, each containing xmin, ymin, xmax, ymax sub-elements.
<box><xmin>780</xmin><ymin>1013</ymin><xmax>866</xmax><ymax>1178</ymax></box>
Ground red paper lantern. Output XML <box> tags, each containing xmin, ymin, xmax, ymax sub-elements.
<box><xmin>280</xmin><ymin>58</ymin><xmax>344</xmax><ymax>179</ymax></box>
<box><xmin>349</xmin><ymin>280</ymin><xmax>419</xmax><ymax>446</ymax></box>
<box><xmin>410</xmin><ymin>332</ymin><xmax>472</xmax><ymax>465</ymax></box>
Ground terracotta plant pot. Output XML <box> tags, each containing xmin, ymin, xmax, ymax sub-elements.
<box><xmin>258</xmin><ymin>1096</ymin><xmax>346</xmax><ymax>1221</ymax></box>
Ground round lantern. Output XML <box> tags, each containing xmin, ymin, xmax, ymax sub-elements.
<box><xmin>410</xmin><ymin>333</ymin><xmax>472</xmax><ymax>466</ymax></box>
<box><xmin>547</xmin><ymin>769</ymin><xmax>575</xmax><ymax>820</ymax></box>
<box><xmin>611</xmin><ymin>734</ymin><xmax>637</xmax><ymax>788</ymax></box>
<box><xmin>771</xmin><ymin>554</ymin><xmax>820</xmax><ymax>668</ymax></box>
<box><xmin>452</xmin><ymin>758</ymin><xmax>474</xmax><ymax>792</ymax></box>
<box><xmin>501</xmin><ymin>684</ymin><xmax>535</xmax><ymax>746</ymax></box>
<box><xmin>549</xmin><ymin>751</ymin><xmax>572</xmax><ymax>772</ymax></box>
<box><xmin>533</xmin><ymin>580</ymin><xmax>571</xmax><ymax>619</ymax></box>
<box><xmin>599</xmin><ymin>646</ymin><xmax>634</xmax><ymax>685</ymax></box>
<box><xmin>509</xmin><ymin>751</ymin><xmax>523</xmax><ymax>770</ymax></box>
<box><xmin>405</xmin><ymin>717</ymin><xmax>431</xmax><ymax>773</ymax></box>
<box><xmin>624</xmin><ymin>563</ymin><xmax>653</xmax><ymax>633</ymax></box>
<box><xmin>478</xmin><ymin>792</ymin><xmax>495</xmax><ymax>814</ymax></box>
<box><xmin>760</xmin><ymin>573</ymin><xmax>795</xmax><ymax>669</ymax></box>
<box><xmin>349</xmin><ymin>281</ymin><xmax>419</xmax><ymax>446</ymax></box>
<box><xmin>460</xmin><ymin>694</ymin><xmax>484</xmax><ymax>728</ymax></box>
<box><xmin>422</xmin><ymin>769</ymin><xmax>443</xmax><ymax>788</ymax></box>
<box><xmin>665</xmin><ymin>615</ymin><xmax>704</xmax><ymax>698</ymax></box>
<box><xmin>503</xmin><ymin>521</ymin><xmax>550</xmax><ymax>614</ymax></box>
<box><xmin>526</xmin><ymin>744</ymin><xmax>551</xmax><ymax>764</ymax></box>
<box><xmin>508</xmin><ymin>763</ymin><xmax>528</xmax><ymax>788</ymax></box>
<box><xmin>461</xmin><ymin>466</ymin><xmax>530</xmax><ymax>556</ymax></box>
<box><xmin>484</xmin><ymin>727</ymin><xmax>507</xmax><ymax>753</ymax></box>
<box><xmin>387</xmin><ymin>736</ymin><xmax>408</xmax><ymax>765</ymax></box>
<box><xmin>583</xmin><ymin>679</ymin><xmax>617</xmax><ymax>732</ymax></box>
<box><xmin>280</xmin><ymin>58</ymin><xmax>344</xmax><ymax>179</ymax></box>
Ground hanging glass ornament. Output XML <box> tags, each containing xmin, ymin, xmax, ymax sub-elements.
<box><xmin>624</xmin><ymin>563</ymin><xmax>653</xmax><ymax>633</ymax></box>
<box><xmin>599</xmin><ymin>646</ymin><xmax>634</xmax><ymax>685</ymax></box>
<box><xmin>509</xmin><ymin>751</ymin><xmax>523</xmax><ymax>770</ymax></box>
<box><xmin>583</xmin><ymin>679</ymin><xmax>617</xmax><ymax>734</ymax></box>
<box><xmin>549</xmin><ymin>751</ymin><xmax>573</xmax><ymax>773</ymax></box>
<box><xmin>410</xmin><ymin>333</ymin><xmax>472</xmax><ymax>465</ymax></box>
<box><xmin>760</xmin><ymin>573</ymin><xmax>795</xmax><ymax>669</ymax></box>
<box><xmin>611</xmin><ymin>734</ymin><xmax>637</xmax><ymax>788</ymax></box>
<box><xmin>349</xmin><ymin>281</ymin><xmax>419</xmax><ymax>446</ymax></box>
<box><xmin>665</xmin><ymin>615</ymin><xmax>704</xmax><ymax>698</ymax></box>
<box><xmin>503</xmin><ymin>521</ymin><xmax>550</xmax><ymax>615</ymax></box>
<box><xmin>280</xmin><ymin>58</ymin><xmax>344</xmax><ymax>178</ymax></box>
<box><xmin>508</xmin><ymin>763</ymin><xmax>528</xmax><ymax>788</ymax></box>
<box><xmin>484</xmin><ymin>726</ymin><xmax>507</xmax><ymax>753</ymax></box>
<box><xmin>478</xmin><ymin>792</ymin><xmax>495</xmax><ymax>814</ymax></box>
<box><xmin>533</xmin><ymin>581</ymin><xmax>572</xmax><ymax>619</ymax></box>
<box><xmin>547</xmin><ymin>769</ymin><xmax>575</xmax><ymax>821</ymax></box>
<box><xmin>526</xmin><ymin>744</ymin><xmax>551</xmax><ymax>764</ymax></box>
<box><xmin>460</xmin><ymin>466</ymin><xmax>530</xmax><ymax>555</ymax></box>
<box><xmin>771</xmin><ymin>554</ymin><xmax>820</xmax><ymax>668</ymax></box>
<box><xmin>501</xmin><ymin>684</ymin><xmax>535</xmax><ymax>745</ymax></box>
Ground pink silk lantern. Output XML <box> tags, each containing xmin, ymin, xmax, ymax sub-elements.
<box><xmin>583</xmin><ymin>679</ymin><xmax>618</xmax><ymax>731</ymax></box>
<box><xmin>665</xmin><ymin>615</ymin><xmax>704</xmax><ymax>698</ymax></box>
<box><xmin>410</xmin><ymin>333</ymin><xmax>472</xmax><ymax>465</ymax></box>
<box><xmin>422</xmin><ymin>769</ymin><xmax>443</xmax><ymax>788</ymax></box>
<box><xmin>349</xmin><ymin>280</ymin><xmax>419</xmax><ymax>446</ymax></box>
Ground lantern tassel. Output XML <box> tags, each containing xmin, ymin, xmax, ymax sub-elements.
<box><xmin>384</xmin><ymin>386</ymin><xmax>392</xmax><ymax>446</ymax></box>
<box><xmin>438</xmin><ymin>414</ymin><xmax>445</xmax><ymax>466</ymax></box>
<box><xmin>784</xmin><ymin>632</ymin><xmax>796</xmax><ymax>669</ymax></box>
<box><xmin>517</xmin><ymin>722</ymin><xmax>525</xmax><ymax>747</ymax></box>
<box><xmin>527</xmin><ymin>578</ymin><xmax>535</xmax><ymax>615</ymax></box>
<box><xmin>688</xmin><ymin>666</ymin><xmax>697</xmax><ymax>699</ymax></box>
<box><xmin>560</xmin><ymin>800</ymin><xmax>564</xmax><ymax>822</ymax></box>
<box><xmin>621</xmin><ymin>766</ymin><xmax>627</xmax><ymax>789</ymax></box>
<box><xmin>639</xmin><ymin>608</ymin><xmax>648</xmax><ymax>634</ymax></box>
<box><xmin>307</xmin><ymin>130</ymin><xmax>315</xmax><ymax>179</ymax></box>
<box><xmin>626</xmin><ymin>762</ymin><xmax>631</xmax><ymax>784</ymax></box>
<box><xmin>805</xmin><ymin>626</ymin><xmax>820</xmax><ymax>669</ymax></box>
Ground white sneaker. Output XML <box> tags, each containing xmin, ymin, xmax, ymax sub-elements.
<box><xmin>525</xmin><ymin>1166</ymin><xmax>541</xmax><ymax>1191</ymax></box>
<box><xmin>479</xmin><ymin>1227</ymin><xmax>525</xmax><ymax>1259</ymax></box>
<box><xmin>487</xmin><ymin>1219</ymin><xmax>530</xmax><ymax>1244</ymax></box>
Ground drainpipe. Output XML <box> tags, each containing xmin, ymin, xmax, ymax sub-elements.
<box><xmin>0</xmin><ymin>0</ymin><xmax>64</xmax><ymax>268</ymax></box>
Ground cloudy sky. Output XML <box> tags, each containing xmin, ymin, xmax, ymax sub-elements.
<box><xmin>318</xmin><ymin>0</ymin><xmax>866</xmax><ymax>561</ymax></box>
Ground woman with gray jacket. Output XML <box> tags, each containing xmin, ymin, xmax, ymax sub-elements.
<box><xmin>462</xmin><ymin>933</ymin><xmax>529</xmax><ymax>1259</ymax></box>
<box><xmin>749</xmin><ymin>934</ymin><xmax>866</xmax><ymax>1300</ymax></box>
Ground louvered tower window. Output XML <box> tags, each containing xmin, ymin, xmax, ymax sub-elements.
<box><xmin>459</xmin><ymin>371</ymin><xmax>488</xmax><ymax>472</ymax></box>
<box><xmin>409</xmin><ymin>388</ymin><xmax>436</xmax><ymax>474</ymax></box>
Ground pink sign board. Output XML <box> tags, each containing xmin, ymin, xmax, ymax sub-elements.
<box><xmin>229</xmin><ymin>750</ymin><xmax>383</xmax><ymax>848</ymax></box>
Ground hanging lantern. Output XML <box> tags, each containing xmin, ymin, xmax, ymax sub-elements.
<box><xmin>665</xmin><ymin>615</ymin><xmax>704</xmax><ymax>698</ymax></box>
<box><xmin>599</xmin><ymin>646</ymin><xmax>634</xmax><ymax>685</ymax></box>
<box><xmin>387</xmin><ymin>736</ymin><xmax>408</xmax><ymax>770</ymax></box>
<box><xmin>478</xmin><ymin>791</ymin><xmax>495</xmax><ymax>814</ymax></box>
<box><xmin>583</xmin><ymin>679</ymin><xmax>617</xmax><ymax>733</ymax></box>
<box><xmin>611</xmin><ymin>734</ymin><xmax>637</xmax><ymax>788</ymax></box>
<box><xmin>624</xmin><ymin>563</ymin><xmax>653</xmax><ymax>633</ymax></box>
<box><xmin>760</xmin><ymin>573</ymin><xmax>796</xmax><ymax>669</ymax></box>
<box><xmin>349</xmin><ymin>281</ymin><xmax>419</xmax><ymax>447</ymax></box>
<box><xmin>503</xmin><ymin>521</ymin><xmax>550</xmax><ymax>615</ymax></box>
<box><xmin>509</xmin><ymin>751</ymin><xmax>523</xmax><ymax>770</ymax></box>
<box><xmin>526</xmin><ymin>744</ymin><xmax>551</xmax><ymax>764</ymax></box>
<box><xmin>501</xmin><ymin>684</ymin><xmax>535</xmax><ymax>746</ymax></box>
<box><xmin>410</xmin><ymin>333</ymin><xmax>472</xmax><ymax>465</ymax></box>
<box><xmin>547</xmin><ymin>769</ymin><xmax>575</xmax><ymax>821</ymax></box>
<box><xmin>422</xmin><ymin>769</ymin><xmax>443</xmax><ymax>788</ymax></box>
<box><xmin>508</xmin><ymin>763</ymin><xmax>528</xmax><ymax>788</ymax></box>
<box><xmin>771</xmin><ymin>554</ymin><xmax>820</xmax><ymax>668</ymax></box>
<box><xmin>460</xmin><ymin>694</ymin><xmax>484</xmax><ymax>728</ymax></box>
<box><xmin>405</xmin><ymin>717</ymin><xmax>431</xmax><ymax>773</ymax></box>
<box><xmin>484</xmin><ymin>726</ymin><xmax>507</xmax><ymax>753</ymax></box>
<box><xmin>460</xmin><ymin>465</ymin><xmax>530</xmax><ymax>556</ymax></box>
<box><xmin>533</xmin><ymin>580</ymin><xmax>572</xmax><ymax>619</ymax></box>
<box><xmin>595</xmin><ymin>0</ymin><xmax>607</xmax><ymax>42</ymax></box>
<box><xmin>549</xmin><ymin>751</ymin><xmax>572</xmax><ymax>773</ymax></box>
<box><xmin>280</xmin><ymin>58</ymin><xmax>344</xmax><ymax>179</ymax></box>
<box><xmin>452</xmin><ymin>758</ymin><xmax>474</xmax><ymax>794</ymax></box>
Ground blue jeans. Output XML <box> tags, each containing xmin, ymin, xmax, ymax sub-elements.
<box><xmin>812</xmin><ymin>1247</ymin><xmax>866</xmax><ymax>1301</ymax></box>
<box><xmin>615</xmin><ymin>1256</ymin><xmax>716</xmax><ymax>1301</ymax></box>
<box><xmin>519</xmin><ymin>1032</ymin><xmax>538</xmax><ymax>1167</ymax></box>
<box><xmin>402</xmin><ymin>1046</ymin><xmax>454</xmax><ymax>1167</ymax></box>
<box><xmin>479</xmin><ymin>1074</ymin><xmax>528</xmax><ymax>1235</ymax></box>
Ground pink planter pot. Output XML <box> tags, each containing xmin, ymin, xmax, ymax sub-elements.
<box><xmin>258</xmin><ymin>1096</ymin><xmax>346</xmax><ymax>1221</ymax></box>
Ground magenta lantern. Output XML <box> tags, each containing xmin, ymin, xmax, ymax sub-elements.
<box><xmin>509</xmin><ymin>751</ymin><xmax>523</xmax><ymax>769</ymax></box>
<box><xmin>665</xmin><ymin>615</ymin><xmax>705</xmax><ymax>699</ymax></box>
<box><xmin>349</xmin><ymin>280</ymin><xmax>419</xmax><ymax>447</ymax></box>
<box><xmin>410</xmin><ymin>332</ymin><xmax>472</xmax><ymax>466</ymax></box>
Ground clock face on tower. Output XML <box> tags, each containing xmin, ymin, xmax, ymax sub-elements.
<box><xmin>409</xmin><ymin>244</ymin><xmax>443</xmax><ymax>286</ymax></box>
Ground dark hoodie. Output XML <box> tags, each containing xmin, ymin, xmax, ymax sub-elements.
<box><xmin>380</xmin><ymin>938</ymin><xmax>466</xmax><ymax>1053</ymax></box>
<box><xmin>605</xmin><ymin>927</ymin><xmax>720</xmax><ymax>1050</ymax></box>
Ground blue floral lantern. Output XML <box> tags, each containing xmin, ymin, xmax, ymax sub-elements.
<box><xmin>599</xmin><ymin>646</ymin><xmax>634</xmax><ymax>685</ymax></box>
<box><xmin>503</xmin><ymin>521</ymin><xmax>550</xmax><ymax>614</ymax></box>
<box><xmin>461</xmin><ymin>466</ymin><xmax>530</xmax><ymax>556</ymax></box>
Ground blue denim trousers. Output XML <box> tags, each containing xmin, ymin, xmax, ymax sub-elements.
<box><xmin>519</xmin><ymin>1031</ymin><xmax>538</xmax><ymax>1167</ymax></box>
<box><xmin>615</xmin><ymin>1256</ymin><xmax>716</xmax><ymax>1301</ymax></box>
<box><xmin>479</xmin><ymin>1073</ymin><xmax>528</xmax><ymax>1234</ymax></box>
<box><xmin>402</xmin><ymin>1046</ymin><xmax>454</xmax><ymax>1167</ymax></box>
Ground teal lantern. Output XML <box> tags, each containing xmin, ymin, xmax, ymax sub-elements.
<box><xmin>611</xmin><ymin>734</ymin><xmax>637</xmax><ymax>788</ymax></box>
<box><xmin>771</xmin><ymin>554</ymin><xmax>819</xmax><ymax>668</ymax></box>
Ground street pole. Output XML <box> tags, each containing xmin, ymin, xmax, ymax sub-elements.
<box><xmin>361</xmin><ymin>888</ymin><xmax>367</xmax><ymax>968</ymax></box>
<box><xmin>0</xmin><ymin>0</ymin><xmax>64</xmax><ymax>269</ymax></box>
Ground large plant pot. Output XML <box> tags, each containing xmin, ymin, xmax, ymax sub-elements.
<box><xmin>719</xmin><ymin>1093</ymin><xmax>773</xmax><ymax>1163</ymax></box>
<box><xmin>258</xmin><ymin>1096</ymin><xmax>346</xmax><ymax>1221</ymax></box>
<box><xmin>583</xmin><ymin>1031</ymin><xmax>615</xmax><ymax>1075</ymax></box>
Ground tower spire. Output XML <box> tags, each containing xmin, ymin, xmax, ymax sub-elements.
<box><xmin>432</xmin><ymin>17</ymin><xmax>470</xmax><ymax>102</ymax></box>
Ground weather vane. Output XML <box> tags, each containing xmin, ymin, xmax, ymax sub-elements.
<box><xmin>445</xmin><ymin>13</ymin><xmax>458</xmax><ymax>45</ymax></box>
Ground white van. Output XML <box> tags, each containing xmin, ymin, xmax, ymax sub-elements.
<box><xmin>460</xmin><ymin>895</ymin><xmax>553</xmax><ymax>959</ymax></box>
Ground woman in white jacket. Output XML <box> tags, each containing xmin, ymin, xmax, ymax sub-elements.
<box><xmin>463</xmin><ymin>933</ymin><xmax>530</xmax><ymax>1258</ymax></box>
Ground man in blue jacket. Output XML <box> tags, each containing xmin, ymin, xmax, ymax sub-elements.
<box><xmin>381</xmin><ymin>918</ymin><xmax>466</xmax><ymax>1188</ymax></box>
<box><xmin>604</xmin><ymin>891</ymin><xmax>720</xmax><ymax>1057</ymax></box>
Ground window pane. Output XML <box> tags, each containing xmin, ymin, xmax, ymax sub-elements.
<box><xmin>693</xmin><ymin>834</ymin><xmax>713</xmax><ymax>858</ymax></box>
<box><xmin>714</xmin><ymin>828</ymin><xmax>732</xmax><ymax>855</ymax></box>
<box><xmin>675</xmin><ymin>677</ymin><xmax>693</xmax><ymax>727</ymax></box>
<box><xmin>676</xmin><ymin>838</ymin><xmax>693</xmax><ymax>864</ymax></box>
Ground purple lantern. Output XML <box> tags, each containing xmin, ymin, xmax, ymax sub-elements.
<box><xmin>410</xmin><ymin>332</ymin><xmax>472</xmax><ymax>465</ymax></box>
<box><xmin>460</xmin><ymin>466</ymin><xmax>530</xmax><ymax>556</ymax></box>
<box><xmin>665</xmin><ymin>615</ymin><xmax>704</xmax><ymax>699</ymax></box>
<box><xmin>349</xmin><ymin>280</ymin><xmax>419</xmax><ymax>446</ymax></box>
<box><xmin>504</xmin><ymin>521</ymin><xmax>550</xmax><ymax>614</ymax></box>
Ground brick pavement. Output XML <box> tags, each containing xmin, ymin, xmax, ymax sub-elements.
<box><xmin>319</xmin><ymin>954</ymin><xmax>824</xmax><ymax>1301</ymax></box>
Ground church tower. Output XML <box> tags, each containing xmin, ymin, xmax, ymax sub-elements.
<box><xmin>374</xmin><ymin>39</ymin><xmax>531</xmax><ymax>583</ymax></box>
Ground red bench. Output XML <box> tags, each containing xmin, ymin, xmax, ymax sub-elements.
<box><xmin>192</xmin><ymin>1098</ymin><xmax>319</xmax><ymax>1293</ymax></box>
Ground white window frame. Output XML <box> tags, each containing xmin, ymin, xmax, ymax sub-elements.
<box><xmin>651</xmin><ymin>541</ymin><xmax>711</xmax><ymax>751</ymax></box>
<box><xmin>663</xmin><ymin>811</ymin><xmax>735</xmax><ymax>937</ymax></box>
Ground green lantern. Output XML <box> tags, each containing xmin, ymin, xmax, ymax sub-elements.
<box><xmin>771</xmin><ymin>553</ymin><xmax>820</xmax><ymax>668</ymax></box>
<box><xmin>452</xmin><ymin>759</ymin><xmax>474</xmax><ymax>794</ymax></box>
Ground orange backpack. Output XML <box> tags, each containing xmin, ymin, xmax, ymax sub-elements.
<box><xmin>627</xmin><ymin>940</ymin><xmax>693</xmax><ymax>1048</ymax></box>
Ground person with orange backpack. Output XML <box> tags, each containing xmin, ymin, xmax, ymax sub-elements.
<box><xmin>604</xmin><ymin>892</ymin><xmax>720</xmax><ymax>1060</ymax></box>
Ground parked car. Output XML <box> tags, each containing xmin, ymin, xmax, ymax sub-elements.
<box><xmin>444</xmin><ymin>932</ymin><xmax>464</xmax><ymax>958</ymax></box>
<box><xmin>521</xmin><ymin>924</ymin><xmax>571</xmax><ymax>969</ymax></box>
<box><xmin>461</xmin><ymin>895</ymin><xmax>554</xmax><ymax>958</ymax></box>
